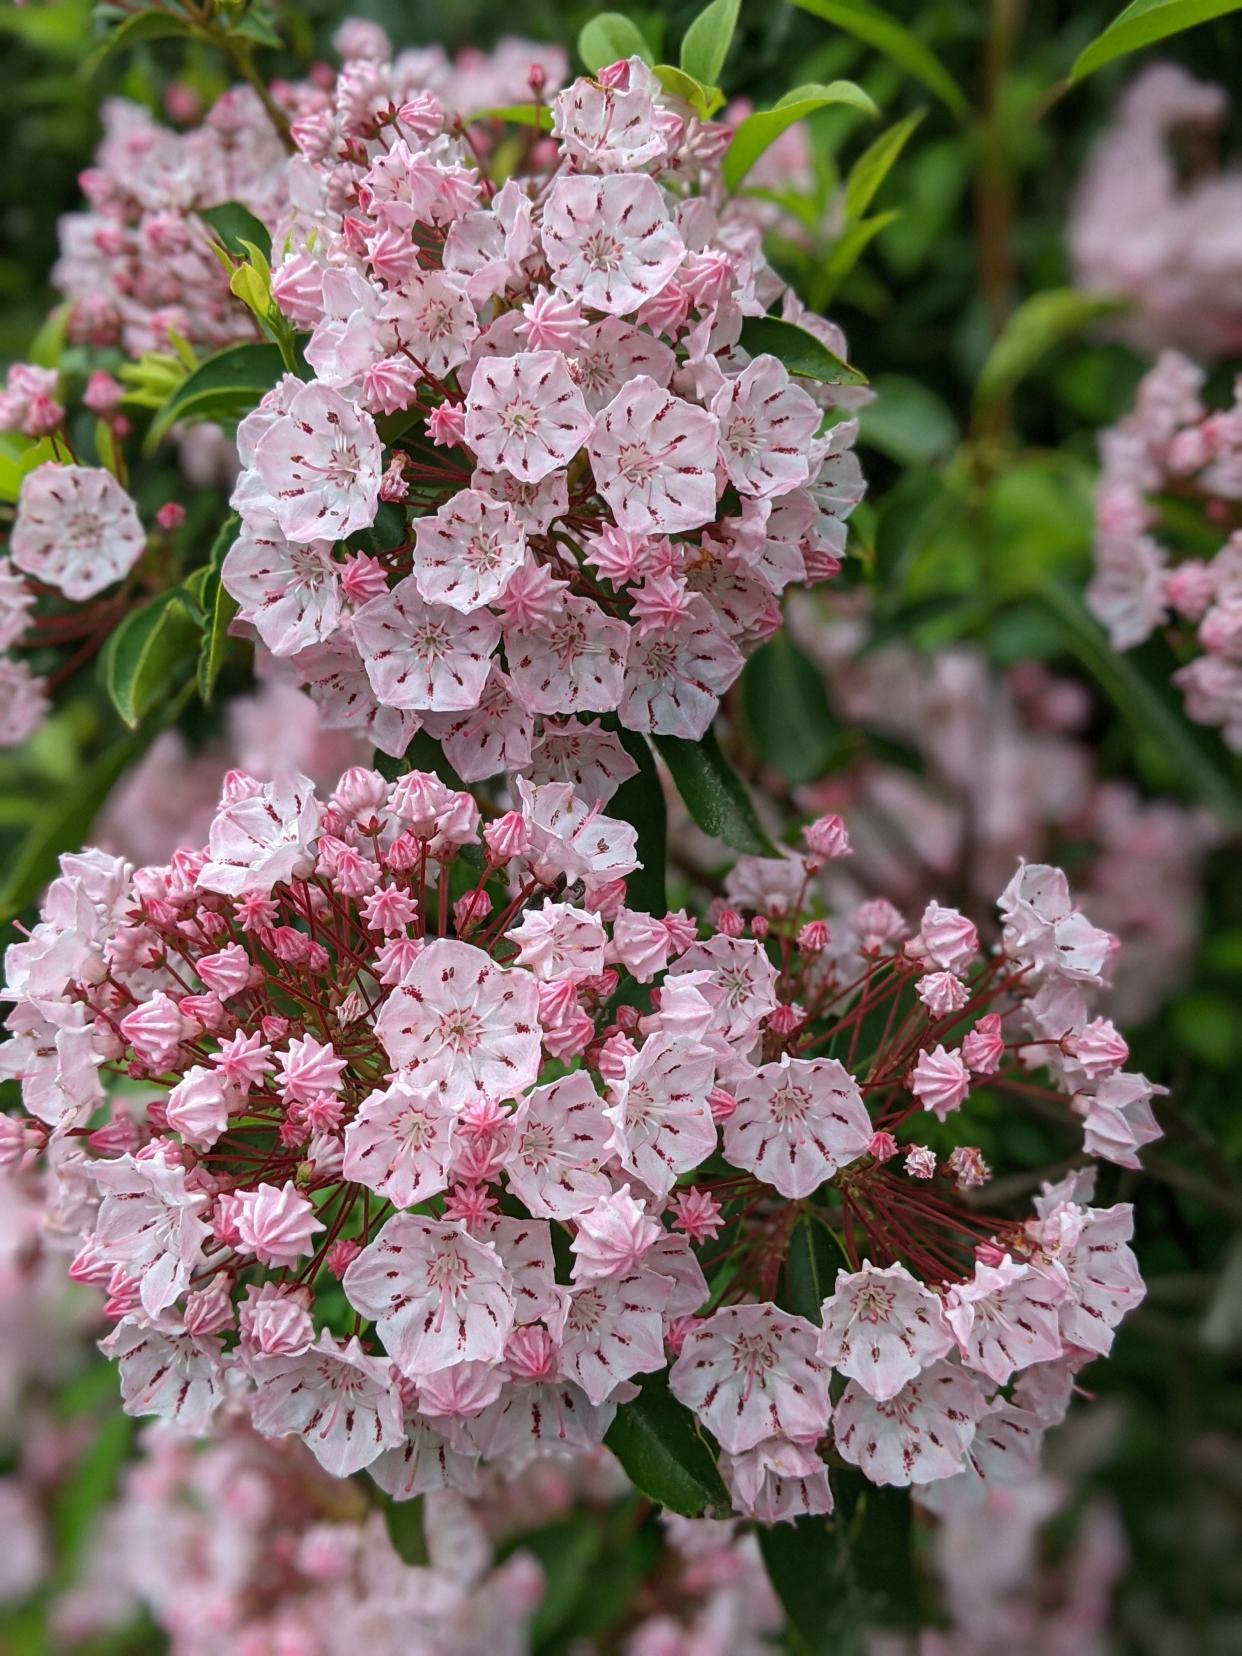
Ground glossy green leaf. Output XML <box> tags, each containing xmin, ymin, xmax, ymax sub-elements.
<box><xmin>197</xmin><ymin>513</ymin><xmax>241</xmax><ymax>703</ymax></box>
<box><xmin>844</xmin><ymin>110</ymin><xmax>923</xmax><ymax>222</ymax></box>
<box><xmin>791</xmin><ymin>0</ymin><xmax>970</xmax><ymax>120</ymax></box>
<box><xmin>737</xmin><ymin>315</ymin><xmax>868</xmax><ymax>386</ymax></box>
<box><xmin>974</xmin><ymin>289</ymin><xmax>1130</xmax><ymax>410</ymax></box>
<box><xmin>679</xmin><ymin>0</ymin><xmax>741</xmax><ymax>87</ymax></box>
<box><xmin>818</xmin><ymin>208</ymin><xmax>900</xmax><ymax>301</ymax></box>
<box><xmin>607</xmin><ymin>731</ymin><xmax>668</xmax><ymax>914</ymax></box>
<box><xmin>578</xmin><ymin>12</ymin><xmax>654</xmax><ymax>71</ymax></box>
<box><xmin>146</xmin><ymin>341</ymin><xmax>286</xmax><ymax>446</ymax></box>
<box><xmin>652</xmin><ymin>63</ymin><xmax>726</xmax><ymax>119</ymax></box>
<box><xmin>759</xmin><ymin>1514</ymin><xmax>862</xmax><ymax>1656</ymax></box>
<box><xmin>723</xmin><ymin>81</ymin><xmax>878</xmax><ymax>189</ymax></box>
<box><xmin>81</xmin><ymin>7</ymin><xmax>194</xmax><ymax>77</ymax></box>
<box><xmin>1072</xmin><ymin>0</ymin><xmax>1242</xmax><ymax>80</ymax></box>
<box><xmin>199</xmin><ymin>200</ymin><xmax>272</xmax><ymax>261</ymax></box>
<box><xmin>783</xmin><ymin>1217</ymin><xmax>837</xmax><ymax>1324</ymax></box>
<box><xmin>0</xmin><ymin>433</ymin><xmax>56</xmax><ymax>505</ymax></box>
<box><xmin>742</xmin><ymin>634</ymin><xmax>839</xmax><ymax>785</ymax></box>
<box><xmin>654</xmin><ymin>727</ymin><xmax>776</xmax><ymax>855</ymax></box>
<box><xmin>1037</xmin><ymin>580</ymin><xmax>1241</xmax><ymax>822</ymax></box>
<box><xmin>604</xmin><ymin>1373</ymin><xmax>732</xmax><ymax>1518</ymax></box>
<box><xmin>381</xmin><ymin>1495</ymin><xmax>427</xmax><ymax>1564</ymax></box>
<box><xmin>100</xmin><ymin>591</ymin><xmax>201</xmax><ymax>730</ymax></box>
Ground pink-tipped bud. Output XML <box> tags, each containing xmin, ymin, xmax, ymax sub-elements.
<box><xmin>798</xmin><ymin>920</ymin><xmax>830</xmax><ymax>953</ymax></box>
<box><xmin>484</xmin><ymin>811</ymin><xmax>528</xmax><ymax>862</ymax></box>
<box><xmin>708</xmin><ymin>1087</ymin><xmax>738</xmax><ymax>1123</ymax></box>
<box><xmin>715</xmin><ymin>905</ymin><xmax>744</xmax><ymax>938</ymax></box>
<box><xmin>804</xmin><ymin>813</ymin><xmax>851</xmax><ymax>861</ymax></box>
<box><xmin>156</xmin><ymin>502</ymin><xmax>186</xmax><ymax>531</ymax></box>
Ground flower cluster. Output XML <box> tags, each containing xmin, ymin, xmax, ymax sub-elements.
<box><xmin>1</xmin><ymin>758</ymin><xmax>1152</xmax><ymax>1522</ymax></box>
<box><xmin>54</xmin><ymin>90</ymin><xmax>292</xmax><ymax>356</ymax></box>
<box><xmin>786</xmin><ymin>601</ymin><xmax>1217</xmax><ymax>1023</ymax></box>
<box><xmin>56</xmin><ymin>1418</ymin><xmax>543</xmax><ymax>1655</ymax></box>
<box><xmin>1069</xmin><ymin>64</ymin><xmax>1242</xmax><ymax>360</ymax></box>
<box><xmin>219</xmin><ymin>46</ymin><xmax>864</xmax><ymax>763</ymax></box>
<box><xmin>1087</xmin><ymin>349</ymin><xmax>1242</xmax><ymax>749</ymax></box>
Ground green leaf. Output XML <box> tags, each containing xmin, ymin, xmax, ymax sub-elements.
<box><xmin>759</xmin><ymin>1515</ymin><xmax>863</xmax><ymax>1656</ymax></box>
<box><xmin>844</xmin><ymin>110</ymin><xmax>923</xmax><ymax>222</ymax></box>
<box><xmin>578</xmin><ymin>12</ymin><xmax>654</xmax><ymax>71</ymax></box>
<box><xmin>1037</xmin><ymin>580</ymin><xmax>1241</xmax><ymax>822</ymax></box>
<box><xmin>0</xmin><ymin>433</ymin><xmax>56</xmax><ymax>505</ymax></box>
<box><xmin>817</xmin><ymin>208</ymin><xmax>901</xmax><ymax>301</ymax></box>
<box><xmin>146</xmin><ymin>341</ymin><xmax>286</xmax><ymax>446</ymax></box>
<box><xmin>505</xmin><ymin>1518</ymin><xmax>603</xmax><ymax>1642</ymax></box>
<box><xmin>468</xmin><ymin>104</ymin><xmax>554</xmax><ymax>130</ymax></box>
<box><xmin>974</xmin><ymin>289</ymin><xmax>1130</xmax><ymax>410</ymax></box>
<box><xmin>791</xmin><ymin>0</ymin><xmax>970</xmax><ymax>120</ymax></box>
<box><xmin>81</xmin><ymin>7</ymin><xmax>194</xmax><ymax>76</ymax></box>
<box><xmin>0</xmin><ymin>730</ymin><xmax>148</xmax><ymax>921</ymax></box>
<box><xmin>723</xmin><ymin>81</ymin><xmax>878</xmax><ymax>189</ymax></box>
<box><xmin>857</xmin><ymin>373</ymin><xmax>958</xmax><ymax>466</ymax></box>
<box><xmin>100</xmin><ymin>591</ymin><xmax>202</xmax><ymax>730</ymax></box>
<box><xmin>197</xmin><ymin>513</ymin><xmax>241</xmax><ymax>702</ymax></box>
<box><xmin>1072</xmin><ymin>0</ymin><xmax>1242</xmax><ymax>80</ymax></box>
<box><xmin>53</xmin><ymin>1413</ymin><xmax>134</xmax><ymax>1574</ymax></box>
<box><xmin>652</xmin><ymin>62</ymin><xmax>726</xmax><ymax>119</ymax></box>
<box><xmin>381</xmin><ymin>1495</ymin><xmax>427</xmax><ymax>1563</ymax></box>
<box><xmin>654</xmin><ymin>726</ymin><xmax>776</xmax><ymax>855</ymax></box>
<box><xmin>783</xmin><ymin>1216</ymin><xmax>837</xmax><ymax>1323</ymax></box>
<box><xmin>741</xmin><ymin>634</ymin><xmax>839</xmax><ymax>785</ymax></box>
<box><xmin>604</xmin><ymin>1372</ymin><xmax>732</xmax><ymax>1518</ymax></box>
<box><xmin>873</xmin><ymin>467</ymin><xmax>946</xmax><ymax>591</ymax></box>
<box><xmin>679</xmin><ymin>0</ymin><xmax>741</xmax><ymax>86</ymax></box>
<box><xmin>737</xmin><ymin>315</ymin><xmax>868</xmax><ymax>386</ymax></box>
<box><xmin>199</xmin><ymin>200</ymin><xmax>272</xmax><ymax>261</ymax></box>
<box><xmin>607</xmin><ymin>731</ymin><xmax>668</xmax><ymax>914</ymax></box>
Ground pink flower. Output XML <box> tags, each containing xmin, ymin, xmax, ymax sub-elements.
<box><xmin>619</xmin><ymin>594</ymin><xmax>743</xmax><ymax>738</ymax></box>
<box><xmin>249</xmin><ymin>382</ymin><xmax>381</xmax><ymax>544</ymax></box>
<box><xmin>240</xmin><ymin>1282</ymin><xmax>315</xmax><ymax>1356</ymax></box>
<box><xmin>343</xmin><ymin>1213</ymin><xmax>516</xmax><ymax>1377</ymax></box>
<box><xmin>541</xmin><ymin>173</ymin><xmax>684</xmax><ymax>316</ymax></box>
<box><xmin>101</xmin><ymin>1318</ymin><xmax>223</xmax><ymax>1434</ymax></box>
<box><xmin>1030</xmin><ymin>1201</ymin><xmax>1145</xmax><ymax>1356</ymax></box>
<box><xmin>555</xmin><ymin>1269</ymin><xmax>673</xmax><ymax>1404</ymax></box>
<box><xmin>833</xmin><ymin>1360</ymin><xmax>987</xmax><ymax>1487</ymax></box>
<box><xmin>910</xmin><ymin>1045</ymin><xmax>972</xmax><ymax>1122</ymax></box>
<box><xmin>342</xmin><ymin>1079</ymin><xmax>457</xmax><ymax>1207</ymax></box>
<box><xmin>197</xmin><ymin>771</ymin><xmax>321</xmax><ymax>897</ymax></box>
<box><xmin>570</xmin><ymin>1184</ymin><xmax>661</xmax><ymax>1280</ymax></box>
<box><xmin>506</xmin><ymin>901</ymin><xmax>607</xmax><ymax>982</ymax></box>
<box><xmin>353</xmin><ymin>576</ymin><xmax>500</xmax><ymax>712</ymax></box>
<box><xmin>605</xmin><ymin>1033</ymin><xmax>717</xmax><ymax>1198</ymax></box>
<box><xmin>818</xmin><ymin>1262</ymin><xmax>954</xmax><ymax>1401</ymax></box>
<box><xmin>669</xmin><ymin>1302</ymin><xmax>831</xmax><ymax>1454</ymax></box>
<box><xmin>670</xmin><ymin>935</ymin><xmax>779</xmax><ymax>1045</ymax></box>
<box><xmin>712</xmin><ymin>356</ymin><xmax>821</xmax><ymax>498</ymax></box>
<box><xmin>221</xmin><ymin>517</ymin><xmax>342</xmax><ymax>656</ymax></box>
<box><xmin>11</xmin><ymin>464</ymin><xmax>145</xmax><ymax>599</ymax></box>
<box><xmin>464</xmin><ymin>350</ymin><xmax>593</xmax><ymax>482</ymax></box>
<box><xmin>410</xmin><ymin>488</ymin><xmax>527</xmax><ymax>613</ymax></box>
<box><xmin>503</xmin><ymin>1071</ymin><xmax>612</xmax><ymax>1219</ymax></box>
<box><xmin>375</xmin><ymin>938</ymin><xmax>542</xmax><ymax>1109</ymax></box>
<box><xmin>724</xmin><ymin>1056</ymin><xmax>871</xmax><ymax>1199</ymax></box>
<box><xmin>250</xmin><ymin>1332</ymin><xmax>404</xmax><ymax>1476</ymax></box>
<box><xmin>943</xmin><ymin>1256</ymin><xmax>1066</xmax><ymax>1385</ymax></box>
<box><xmin>587</xmin><ymin>377</ymin><xmax>719</xmax><ymax>534</ymax></box>
<box><xmin>234</xmin><ymin>1180</ymin><xmax>324</xmax><ymax>1267</ymax></box>
<box><xmin>668</xmin><ymin>1186</ymin><xmax>723</xmax><ymax>1244</ymax></box>
<box><xmin>724</xmin><ymin>1437</ymin><xmax>835</xmax><ymax>1524</ymax></box>
<box><xmin>92</xmin><ymin>1153</ymin><xmax>210</xmax><ymax>1318</ymax></box>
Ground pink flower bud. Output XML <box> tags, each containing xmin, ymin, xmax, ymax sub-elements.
<box><xmin>197</xmin><ymin>943</ymin><xmax>252</xmax><ymax>998</ymax></box>
<box><xmin>570</xmin><ymin>1185</ymin><xmax>661</xmax><ymax>1281</ymax></box>
<box><xmin>868</xmin><ymin>1130</ymin><xmax>898</xmax><ymax>1162</ymax></box>
<box><xmin>904</xmin><ymin>1144</ymin><xmax>937</xmax><ymax>1180</ymax></box>
<box><xmin>234</xmin><ymin>1181</ymin><xmax>324</xmax><ymax>1268</ymax></box>
<box><xmin>325</xmin><ymin>1238</ymin><xmax>361</xmax><ymax>1277</ymax></box>
<box><xmin>803</xmin><ymin>814</ymin><xmax>851</xmax><ymax>860</ymax></box>
<box><xmin>715</xmin><ymin>906</ymin><xmax>744</xmax><ymax>938</ymax></box>
<box><xmin>184</xmin><ymin>1277</ymin><xmax>236</xmax><ymax>1336</ymax></box>
<box><xmin>910</xmin><ymin>1044</ymin><xmax>972</xmax><ymax>1122</ymax></box>
<box><xmin>962</xmin><ymin>1012</ymin><xmax>1005</xmax><ymax>1076</ymax></box>
<box><xmin>798</xmin><ymin>920</ymin><xmax>830</xmax><ymax>953</ymax></box>
<box><xmin>156</xmin><ymin>502</ymin><xmax>186</xmax><ymax>531</ymax></box>
<box><xmin>427</xmin><ymin>401</ymin><xmax>467</xmax><ymax>448</ymax></box>
<box><xmin>750</xmin><ymin>914</ymin><xmax>769</xmax><ymax>940</ymax></box>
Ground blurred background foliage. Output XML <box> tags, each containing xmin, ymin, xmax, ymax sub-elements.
<box><xmin>2</xmin><ymin>1</ymin><xmax>1242</xmax><ymax>1650</ymax></box>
